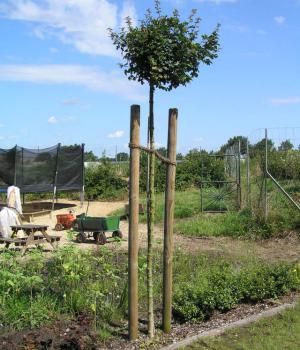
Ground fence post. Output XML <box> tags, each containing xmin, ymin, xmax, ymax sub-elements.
<box><xmin>238</xmin><ymin>140</ymin><xmax>242</xmax><ymax>210</ymax></box>
<box><xmin>264</xmin><ymin>128</ymin><xmax>268</xmax><ymax>220</ymax></box>
<box><xmin>128</xmin><ymin>105</ymin><xmax>140</xmax><ymax>341</ymax></box>
<box><xmin>246</xmin><ymin>139</ymin><xmax>251</xmax><ymax>209</ymax></box>
<box><xmin>163</xmin><ymin>108</ymin><xmax>178</xmax><ymax>333</ymax></box>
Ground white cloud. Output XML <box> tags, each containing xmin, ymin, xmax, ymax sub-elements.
<box><xmin>270</xmin><ymin>97</ymin><xmax>300</xmax><ymax>105</ymax></box>
<box><xmin>0</xmin><ymin>0</ymin><xmax>136</xmax><ymax>56</ymax></box>
<box><xmin>48</xmin><ymin>115</ymin><xmax>57</xmax><ymax>124</ymax></box>
<box><xmin>0</xmin><ymin>64</ymin><xmax>145</xmax><ymax>100</ymax></box>
<box><xmin>61</xmin><ymin>98</ymin><xmax>80</xmax><ymax>106</ymax></box>
<box><xmin>107</xmin><ymin>130</ymin><xmax>125</xmax><ymax>138</ymax></box>
<box><xmin>195</xmin><ymin>0</ymin><xmax>238</xmax><ymax>4</ymax></box>
<box><xmin>274</xmin><ymin>16</ymin><xmax>286</xmax><ymax>25</ymax></box>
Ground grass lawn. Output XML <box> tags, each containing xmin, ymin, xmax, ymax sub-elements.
<box><xmin>111</xmin><ymin>187</ymin><xmax>300</xmax><ymax>239</ymax></box>
<box><xmin>112</xmin><ymin>188</ymin><xmax>202</xmax><ymax>223</ymax></box>
<box><xmin>183</xmin><ymin>302</ymin><xmax>300</xmax><ymax>350</ymax></box>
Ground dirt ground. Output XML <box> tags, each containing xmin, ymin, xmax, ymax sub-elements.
<box><xmin>10</xmin><ymin>199</ymin><xmax>300</xmax><ymax>263</ymax></box>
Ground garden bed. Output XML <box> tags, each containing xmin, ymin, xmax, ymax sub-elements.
<box><xmin>1</xmin><ymin>294</ymin><xmax>298</xmax><ymax>350</ymax></box>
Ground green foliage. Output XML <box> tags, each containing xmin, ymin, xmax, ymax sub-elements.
<box><xmin>85</xmin><ymin>150</ymin><xmax>98</xmax><ymax>162</ymax></box>
<box><xmin>278</xmin><ymin>139</ymin><xmax>294</xmax><ymax>151</ymax></box>
<box><xmin>109</xmin><ymin>0</ymin><xmax>219</xmax><ymax>92</ymax></box>
<box><xmin>138</xmin><ymin>149</ymin><xmax>226</xmax><ymax>193</ymax></box>
<box><xmin>0</xmin><ymin>247</ymin><xmax>298</xmax><ymax>334</ymax></box>
<box><xmin>175</xmin><ymin>209</ymin><xmax>275</xmax><ymax>239</ymax></box>
<box><xmin>219</xmin><ymin>136</ymin><xmax>248</xmax><ymax>155</ymax></box>
<box><xmin>267</xmin><ymin>149</ymin><xmax>300</xmax><ymax>180</ymax></box>
<box><xmin>116</xmin><ymin>152</ymin><xmax>129</xmax><ymax>161</ymax></box>
<box><xmin>0</xmin><ymin>246</ymin><xmax>127</xmax><ymax>332</ymax></box>
<box><xmin>173</xmin><ymin>258</ymin><xmax>299</xmax><ymax>322</ymax></box>
<box><xmin>85</xmin><ymin>160</ymin><xmax>127</xmax><ymax>200</ymax></box>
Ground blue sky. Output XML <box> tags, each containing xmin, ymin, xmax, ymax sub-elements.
<box><xmin>0</xmin><ymin>0</ymin><xmax>299</xmax><ymax>156</ymax></box>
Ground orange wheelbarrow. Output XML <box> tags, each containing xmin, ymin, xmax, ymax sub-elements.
<box><xmin>55</xmin><ymin>212</ymin><xmax>75</xmax><ymax>231</ymax></box>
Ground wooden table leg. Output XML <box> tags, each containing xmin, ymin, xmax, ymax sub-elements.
<box><xmin>41</xmin><ymin>229</ymin><xmax>55</xmax><ymax>250</ymax></box>
<box><xmin>5</xmin><ymin>229</ymin><xmax>18</xmax><ymax>249</ymax></box>
<box><xmin>21</xmin><ymin>230</ymin><xmax>35</xmax><ymax>256</ymax></box>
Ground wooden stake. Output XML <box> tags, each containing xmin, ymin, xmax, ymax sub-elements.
<box><xmin>128</xmin><ymin>105</ymin><xmax>140</xmax><ymax>341</ymax></box>
<box><xmin>163</xmin><ymin>108</ymin><xmax>178</xmax><ymax>333</ymax></box>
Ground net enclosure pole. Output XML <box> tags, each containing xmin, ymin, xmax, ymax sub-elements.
<box><xmin>264</xmin><ymin>128</ymin><xmax>268</xmax><ymax>219</ymax></box>
<box><xmin>163</xmin><ymin>108</ymin><xmax>178</xmax><ymax>333</ymax></box>
<box><xmin>13</xmin><ymin>145</ymin><xmax>17</xmax><ymax>186</ymax></box>
<box><xmin>21</xmin><ymin>147</ymin><xmax>25</xmax><ymax>205</ymax></box>
<box><xmin>128</xmin><ymin>105</ymin><xmax>140</xmax><ymax>341</ymax></box>
<box><xmin>51</xmin><ymin>143</ymin><xmax>61</xmax><ymax>214</ymax></box>
<box><xmin>81</xmin><ymin>143</ymin><xmax>85</xmax><ymax>208</ymax></box>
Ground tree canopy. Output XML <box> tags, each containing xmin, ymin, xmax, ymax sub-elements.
<box><xmin>109</xmin><ymin>0</ymin><xmax>220</xmax><ymax>92</ymax></box>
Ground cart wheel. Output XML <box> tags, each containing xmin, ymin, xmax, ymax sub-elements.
<box><xmin>55</xmin><ymin>223</ymin><xmax>64</xmax><ymax>231</ymax></box>
<box><xmin>93</xmin><ymin>232</ymin><xmax>99</xmax><ymax>241</ymax></box>
<box><xmin>112</xmin><ymin>230</ymin><xmax>123</xmax><ymax>239</ymax></box>
<box><xmin>94</xmin><ymin>232</ymin><xmax>106</xmax><ymax>245</ymax></box>
<box><xmin>76</xmin><ymin>232</ymin><xmax>86</xmax><ymax>243</ymax></box>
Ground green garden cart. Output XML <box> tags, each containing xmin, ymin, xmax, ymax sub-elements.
<box><xmin>73</xmin><ymin>214</ymin><xmax>122</xmax><ymax>245</ymax></box>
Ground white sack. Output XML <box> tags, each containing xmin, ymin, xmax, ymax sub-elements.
<box><xmin>0</xmin><ymin>207</ymin><xmax>20</xmax><ymax>238</ymax></box>
<box><xmin>7</xmin><ymin>186</ymin><xmax>22</xmax><ymax>214</ymax></box>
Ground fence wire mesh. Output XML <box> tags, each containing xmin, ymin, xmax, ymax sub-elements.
<box><xmin>246</xmin><ymin>127</ymin><xmax>300</xmax><ymax>218</ymax></box>
<box><xmin>200</xmin><ymin>145</ymin><xmax>241</xmax><ymax>212</ymax></box>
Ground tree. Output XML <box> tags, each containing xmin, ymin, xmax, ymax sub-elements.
<box><xmin>252</xmin><ymin>138</ymin><xmax>275</xmax><ymax>156</ymax></box>
<box><xmin>219</xmin><ymin>136</ymin><xmax>248</xmax><ymax>155</ymax></box>
<box><xmin>278</xmin><ymin>139</ymin><xmax>293</xmax><ymax>152</ymax></box>
<box><xmin>116</xmin><ymin>152</ymin><xmax>129</xmax><ymax>161</ymax></box>
<box><xmin>110</xmin><ymin>0</ymin><xmax>219</xmax><ymax>337</ymax></box>
<box><xmin>84</xmin><ymin>150</ymin><xmax>98</xmax><ymax>162</ymax></box>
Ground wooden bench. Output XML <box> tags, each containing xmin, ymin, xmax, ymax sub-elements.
<box><xmin>0</xmin><ymin>224</ymin><xmax>61</xmax><ymax>255</ymax></box>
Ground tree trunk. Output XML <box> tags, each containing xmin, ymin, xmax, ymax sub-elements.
<box><xmin>147</xmin><ymin>83</ymin><xmax>155</xmax><ymax>337</ymax></box>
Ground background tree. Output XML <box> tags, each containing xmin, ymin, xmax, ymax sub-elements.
<box><xmin>251</xmin><ymin>138</ymin><xmax>275</xmax><ymax>157</ymax></box>
<box><xmin>219</xmin><ymin>136</ymin><xmax>248</xmax><ymax>155</ymax></box>
<box><xmin>110</xmin><ymin>0</ymin><xmax>219</xmax><ymax>337</ymax></box>
<box><xmin>278</xmin><ymin>139</ymin><xmax>294</xmax><ymax>152</ymax></box>
<box><xmin>116</xmin><ymin>152</ymin><xmax>129</xmax><ymax>161</ymax></box>
<box><xmin>84</xmin><ymin>150</ymin><xmax>98</xmax><ymax>162</ymax></box>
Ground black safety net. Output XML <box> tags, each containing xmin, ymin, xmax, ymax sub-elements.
<box><xmin>0</xmin><ymin>144</ymin><xmax>83</xmax><ymax>193</ymax></box>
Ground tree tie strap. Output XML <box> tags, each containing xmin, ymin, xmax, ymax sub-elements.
<box><xmin>129</xmin><ymin>143</ymin><xmax>176</xmax><ymax>166</ymax></box>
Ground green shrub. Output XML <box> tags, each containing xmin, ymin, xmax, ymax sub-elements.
<box><xmin>0</xmin><ymin>247</ymin><xmax>298</xmax><ymax>333</ymax></box>
<box><xmin>0</xmin><ymin>246</ymin><xmax>127</xmax><ymax>332</ymax></box>
<box><xmin>85</xmin><ymin>160</ymin><xmax>127</xmax><ymax>200</ymax></box>
<box><xmin>173</xmin><ymin>259</ymin><xmax>299</xmax><ymax>323</ymax></box>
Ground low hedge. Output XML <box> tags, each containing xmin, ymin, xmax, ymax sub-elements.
<box><xmin>173</xmin><ymin>260</ymin><xmax>299</xmax><ymax>322</ymax></box>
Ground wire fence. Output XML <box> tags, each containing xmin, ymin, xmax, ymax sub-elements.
<box><xmin>199</xmin><ymin>144</ymin><xmax>241</xmax><ymax>212</ymax></box>
<box><xmin>246</xmin><ymin>127</ymin><xmax>300</xmax><ymax>218</ymax></box>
